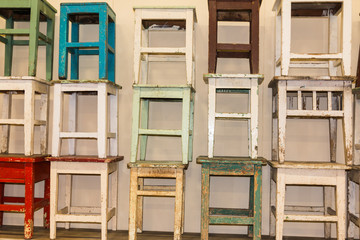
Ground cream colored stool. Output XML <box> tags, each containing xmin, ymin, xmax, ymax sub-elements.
<box><xmin>0</xmin><ymin>77</ymin><xmax>49</xmax><ymax>155</ymax></box>
<box><xmin>47</xmin><ymin>156</ymin><xmax>123</xmax><ymax>240</ymax></box>
<box><xmin>51</xmin><ymin>80</ymin><xmax>120</xmax><ymax>158</ymax></box>
<box><xmin>133</xmin><ymin>7</ymin><xmax>196</xmax><ymax>85</ymax></box>
<box><xmin>273</xmin><ymin>0</ymin><xmax>351</xmax><ymax>76</ymax></box>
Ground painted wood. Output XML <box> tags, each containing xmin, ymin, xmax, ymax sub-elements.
<box><xmin>0</xmin><ymin>0</ymin><xmax>56</xmax><ymax>80</ymax></box>
<box><xmin>133</xmin><ymin>8</ymin><xmax>196</xmax><ymax>85</ymax></box>
<box><xmin>51</xmin><ymin>82</ymin><xmax>120</xmax><ymax>158</ymax></box>
<box><xmin>58</xmin><ymin>3</ymin><xmax>116</xmax><ymax>83</ymax></box>
<box><xmin>208</xmin><ymin>0</ymin><xmax>261</xmax><ymax>73</ymax></box>
<box><xmin>130</xmin><ymin>85</ymin><xmax>195</xmax><ymax>164</ymax></box>
<box><xmin>128</xmin><ymin>162</ymin><xmax>187</xmax><ymax>240</ymax></box>
<box><xmin>273</xmin><ymin>0</ymin><xmax>351</xmax><ymax>76</ymax></box>
<box><xmin>48</xmin><ymin>156</ymin><xmax>122</xmax><ymax>240</ymax></box>
<box><xmin>0</xmin><ymin>155</ymin><xmax>50</xmax><ymax>239</ymax></box>
<box><xmin>0</xmin><ymin>77</ymin><xmax>50</xmax><ymax>156</ymax></box>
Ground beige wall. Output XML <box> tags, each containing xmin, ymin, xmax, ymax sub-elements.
<box><xmin>0</xmin><ymin>0</ymin><xmax>360</xmax><ymax>237</ymax></box>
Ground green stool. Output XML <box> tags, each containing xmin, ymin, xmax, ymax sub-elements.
<box><xmin>0</xmin><ymin>0</ymin><xmax>56</xmax><ymax>80</ymax></box>
<box><xmin>130</xmin><ymin>85</ymin><xmax>195</xmax><ymax>164</ymax></box>
<box><xmin>197</xmin><ymin>156</ymin><xmax>265</xmax><ymax>240</ymax></box>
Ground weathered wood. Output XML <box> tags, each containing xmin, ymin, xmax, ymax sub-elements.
<box><xmin>48</xmin><ymin>157</ymin><xmax>121</xmax><ymax>240</ymax></box>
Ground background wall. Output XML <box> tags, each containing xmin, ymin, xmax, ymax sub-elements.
<box><xmin>0</xmin><ymin>0</ymin><xmax>359</xmax><ymax>237</ymax></box>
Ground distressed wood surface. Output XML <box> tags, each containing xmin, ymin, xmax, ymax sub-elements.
<box><xmin>356</xmin><ymin>46</ymin><xmax>360</xmax><ymax>87</ymax></box>
<box><xmin>58</xmin><ymin>3</ymin><xmax>116</xmax><ymax>83</ymax></box>
<box><xmin>0</xmin><ymin>155</ymin><xmax>49</xmax><ymax>239</ymax></box>
<box><xmin>46</xmin><ymin>155</ymin><xmax>124</xmax><ymax>163</ymax></box>
<box><xmin>128</xmin><ymin>164</ymin><xmax>186</xmax><ymax>240</ymax></box>
<box><xmin>49</xmin><ymin>159</ymin><xmax>119</xmax><ymax>240</ymax></box>
<box><xmin>348</xmin><ymin>168</ymin><xmax>360</xmax><ymax>238</ymax></box>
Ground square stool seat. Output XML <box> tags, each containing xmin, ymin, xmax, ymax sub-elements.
<box><xmin>208</xmin><ymin>0</ymin><xmax>262</xmax><ymax>73</ymax></box>
<box><xmin>58</xmin><ymin>2</ymin><xmax>116</xmax><ymax>82</ymax></box>
<box><xmin>197</xmin><ymin>156</ymin><xmax>266</xmax><ymax>240</ymax></box>
<box><xmin>0</xmin><ymin>154</ymin><xmax>50</xmax><ymax>239</ymax></box>
<box><xmin>47</xmin><ymin>155</ymin><xmax>123</xmax><ymax>240</ymax></box>
<box><xmin>0</xmin><ymin>0</ymin><xmax>56</xmax><ymax>80</ymax></box>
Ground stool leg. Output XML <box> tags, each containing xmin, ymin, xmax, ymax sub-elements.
<box><xmin>277</xmin><ymin>81</ymin><xmax>287</xmax><ymax>163</ymax></box>
<box><xmin>68</xmin><ymin>93</ymin><xmax>77</xmax><ymax>155</ymax></box>
<box><xmin>50</xmin><ymin>165</ymin><xmax>58</xmax><ymax>239</ymax></box>
<box><xmin>324</xmin><ymin>186</ymin><xmax>332</xmax><ymax>239</ymax></box>
<box><xmin>201</xmin><ymin>164</ymin><xmax>210</xmax><ymax>240</ymax></box>
<box><xmin>44</xmin><ymin>176</ymin><xmax>50</xmax><ymax>228</ymax></box>
<box><xmin>188</xmin><ymin>94</ymin><xmax>195</xmax><ymax>162</ymax></box>
<box><xmin>250</xmin><ymin>79</ymin><xmax>259</xmax><ymax>158</ymax></box>
<box><xmin>139</xmin><ymin>100</ymin><xmax>149</xmax><ymax>161</ymax></box>
<box><xmin>181</xmin><ymin>90</ymin><xmax>191</xmax><ymax>164</ymax></box>
<box><xmin>343</xmin><ymin>86</ymin><xmax>353</xmax><ymax>165</ymax></box>
<box><xmin>250</xmin><ymin>0</ymin><xmax>260</xmax><ymax>74</ymax></box>
<box><xmin>275</xmin><ymin>169</ymin><xmax>285</xmax><ymax>240</ymax></box>
<box><xmin>347</xmin><ymin>175</ymin><xmax>355</xmax><ymax>239</ymax></box>
<box><xmin>253</xmin><ymin>165</ymin><xmax>262</xmax><ymax>240</ymax></box>
<box><xmin>100</xmin><ymin>167</ymin><xmax>109</xmax><ymax>240</ymax></box>
<box><xmin>136</xmin><ymin>177</ymin><xmax>144</xmax><ymax>233</ymax></box>
<box><xmin>1</xmin><ymin>93</ymin><xmax>12</xmax><ymax>154</ymax></box>
<box><xmin>174</xmin><ymin>169</ymin><xmax>184</xmax><ymax>240</ymax></box>
<box><xmin>24</xmin><ymin>163</ymin><xmax>34</xmax><ymax>239</ymax></box>
<box><xmin>280</xmin><ymin>0</ymin><xmax>291</xmax><ymax>76</ymax></box>
<box><xmin>129</xmin><ymin>168</ymin><xmax>138</xmax><ymax>240</ymax></box>
<box><xmin>99</xmin><ymin>7</ymin><xmax>109</xmax><ymax>80</ymax></box>
<box><xmin>185</xmin><ymin>9</ymin><xmax>194</xmax><ymax>85</ymax></box>
<box><xmin>275</xmin><ymin>14</ymin><xmax>281</xmax><ymax>76</ymax></box>
<box><xmin>28</xmin><ymin>0</ymin><xmax>40</xmax><ymax>77</ymax></box>
<box><xmin>46</xmin><ymin>16</ymin><xmax>55</xmax><ymax>80</ymax></box>
<box><xmin>64</xmin><ymin>174</ymin><xmax>72</xmax><ymax>229</ymax></box>
<box><xmin>0</xmin><ymin>183</ymin><xmax>4</xmax><ymax>226</ymax></box>
<box><xmin>24</xmin><ymin>83</ymin><xmax>35</xmax><ymax>156</ymax></box>
<box><xmin>130</xmin><ymin>90</ymin><xmax>141</xmax><ymax>162</ymax></box>
<box><xmin>98</xmin><ymin>84</ymin><xmax>108</xmax><ymax>158</ymax></box>
<box><xmin>140</xmin><ymin>29</ymin><xmax>149</xmax><ymax>84</ymax></box>
<box><xmin>4</xmin><ymin>17</ymin><xmax>14</xmax><ymax>76</ymax></box>
<box><xmin>108</xmin><ymin>21</ymin><xmax>115</xmax><ymax>83</ymax></box>
<box><xmin>342</xmin><ymin>0</ymin><xmax>351</xmax><ymax>76</ymax></box>
<box><xmin>109</xmin><ymin>93</ymin><xmax>118</xmax><ymax>156</ymax></box>
<box><xmin>58</xmin><ymin>8</ymin><xmax>69</xmax><ymax>79</ymax></box>
<box><xmin>40</xmin><ymin>93</ymin><xmax>49</xmax><ymax>155</ymax></box>
<box><xmin>208</xmin><ymin>0</ymin><xmax>217</xmax><ymax>73</ymax></box>
<box><xmin>181</xmin><ymin>173</ymin><xmax>186</xmax><ymax>234</ymax></box>
<box><xmin>133</xmin><ymin>10</ymin><xmax>142</xmax><ymax>84</ymax></box>
<box><xmin>208</xmin><ymin>79</ymin><xmax>216</xmax><ymax>158</ymax></box>
<box><xmin>336</xmin><ymin>171</ymin><xmax>346</xmax><ymax>240</ymax></box>
<box><xmin>248</xmin><ymin>176</ymin><xmax>254</xmax><ymax>237</ymax></box>
<box><xmin>70</xmin><ymin>22</ymin><xmax>80</xmax><ymax>80</ymax></box>
<box><xmin>111</xmin><ymin>164</ymin><xmax>118</xmax><ymax>231</ymax></box>
<box><xmin>328</xmin><ymin>13</ymin><xmax>337</xmax><ymax>76</ymax></box>
<box><xmin>269</xmin><ymin>174</ymin><xmax>276</xmax><ymax>237</ymax></box>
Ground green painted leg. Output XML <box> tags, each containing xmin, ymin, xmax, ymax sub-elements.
<box><xmin>201</xmin><ymin>164</ymin><xmax>210</xmax><ymax>240</ymax></box>
<box><xmin>28</xmin><ymin>0</ymin><xmax>41</xmax><ymax>76</ymax></box>
<box><xmin>188</xmin><ymin>92</ymin><xmax>195</xmax><ymax>162</ymax></box>
<box><xmin>130</xmin><ymin>89</ymin><xmax>141</xmax><ymax>162</ymax></box>
<box><xmin>181</xmin><ymin>90</ymin><xmax>191</xmax><ymax>164</ymax></box>
<box><xmin>253</xmin><ymin>164</ymin><xmax>262</xmax><ymax>240</ymax></box>
<box><xmin>139</xmin><ymin>99</ymin><xmax>149</xmax><ymax>160</ymax></box>
<box><xmin>248</xmin><ymin>175</ymin><xmax>254</xmax><ymax>237</ymax></box>
<box><xmin>46</xmin><ymin>17</ymin><xmax>55</xmax><ymax>80</ymax></box>
<box><xmin>4</xmin><ymin>17</ymin><xmax>14</xmax><ymax>76</ymax></box>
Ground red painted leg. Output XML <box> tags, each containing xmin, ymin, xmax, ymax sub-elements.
<box><xmin>0</xmin><ymin>183</ymin><xmax>4</xmax><ymax>226</ymax></box>
<box><xmin>44</xmin><ymin>177</ymin><xmax>50</xmax><ymax>228</ymax></box>
<box><xmin>24</xmin><ymin>163</ymin><xmax>35</xmax><ymax>239</ymax></box>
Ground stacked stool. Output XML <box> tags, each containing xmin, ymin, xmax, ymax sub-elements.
<box><xmin>46</xmin><ymin>3</ymin><xmax>123</xmax><ymax>240</ymax></box>
<box><xmin>0</xmin><ymin>0</ymin><xmax>56</xmax><ymax>238</ymax></box>
<box><xmin>270</xmin><ymin>0</ymin><xmax>354</xmax><ymax>239</ymax></box>
<box><xmin>128</xmin><ymin>7</ymin><xmax>196</xmax><ymax>240</ymax></box>
<box><xmin>197</xmin><ymin>0</ymin><xmax>265</xmax><ymax>239</ymax></box>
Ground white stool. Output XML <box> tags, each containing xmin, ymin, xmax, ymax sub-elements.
<box><xmin>273</xmin><ymin>0</ymin><xmax>352</xmax><ymax>76</ymax></box>
<box><xmin>269</xmin><ymin>161</ymin><xmax>349</xmax><ymax>240</ymax></box>
<box><xmin>51</xmin><ymin>81</ymin><xmax>120</xmax><ymax>158</ymax></box>
<box><xmin>47</xmin><ymin>155</ymin><xmax>123</xmax><ymax>240</ymax></box>
<box><xmin>204</xmin><ymin>74</ymin><xmax>263</xmax><ymax>158</ymax></box>
<box><xmin>133</xmin><ymin>7</ymin><xmax>196</xmax><ymax>85</ymax></box>
<box><xmin>0</xmin><ymin>76</ymin><xmax>49</xmax><ymax>155</ymax></box>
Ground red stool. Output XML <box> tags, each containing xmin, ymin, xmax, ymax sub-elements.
<box><xmin>0</xmin><ymin>155</ymin><xmax>50</xmax><ymax>239</ymax></box>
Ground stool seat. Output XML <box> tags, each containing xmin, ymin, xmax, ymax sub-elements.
<box><xmin>0</xmin><ymin>154</ymin><xmax>50</xmax><ymax>239</ymax></box>
<box><xmin>47</xmin><ymin>155</ymin><xmax>123</xmax><ymax>163</ymax></box>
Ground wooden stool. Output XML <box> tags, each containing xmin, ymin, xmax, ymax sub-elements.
<box><xmin>130</xmin><ymin>85</ymin><xmax>195</xmax><ymax>164</ymax></box>
<box><xmin>133</xmin><ymin>7</ymin><xmax>196</xmax><ymax>85</ymax></box>
<box><xmin>47</xmin><ymin>155</ymin><xmax>123</xmax><ymax>240</ymax></box>
<box><xmin>51</xmin><ymin>80</ymin><xmax>120</xmax><ymax>158</ymax></box>
<box><xmin>0</xmin><ymin>0</ymin><xmax>56</xmax><ymax>80</ymax></box>
<box><xmin>273</xmin><ymin>0</ymin><xmax>351</xmax><ymax>76</ymax></box>
<box><xmin>0</xmin><ymin>154</ymin><xmax>50</xmax><ymax>239</ymax></box>
<box><xmin>0</xmin><ymin>77</ymin><xmax>50</xmax><ymax>156</ymax></box>
<box><xmin>128</xmin><ymin>162</ymin><xmax>187</xmax><ymax>240</ymax></box>
<box><xmin>269</xmin><ymin>76</ymin><xmax>354</xmax><ymax>165</ymax></box>
<box><xmin>58</xmin><ymin>3</ymin><xmax>116</xmax><ymax>83</ymax></box>
<box><xmin>204</xmin><ymin>74</ymin><xmax>263</xmax><ymax>158</ymax></box>
<box><xmin>269</xmin><ymin>161</ymin><xmax>349</xmax><ymax>240</ymax></box>
<box><xmin>208</xmin><ymin>0</ymin><xmax>262</xmax><ymax>73</ymax></box>
<box><xmin>197</xmin><ymin>156</ymin><xmax>265</xmax><ymax>240</ymax></box>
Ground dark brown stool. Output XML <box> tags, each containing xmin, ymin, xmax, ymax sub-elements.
<box><xmin>208</xmin><ymin>0</ymin><xmax>262</xmax><ymax>73</ymax></box>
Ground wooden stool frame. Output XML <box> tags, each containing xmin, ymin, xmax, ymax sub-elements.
<box><xmin>133</xmin><ymin>7</ymin><xmax>196</xmax><ymax>85</ymax></box>
<box><xmin>0</xmin><ymin>77</ymin><xmax>50</xmax><ymax>156</ymax></box>
<box><xmin>0</xmin><ymin>0</ymin><xmax>56</xmax><ymax>80</ymax></box>
<box><xmin>48</xmin><ymin>156</ymin><xmax>122</xmax><ymax>240</ymax></box>
<box><xmin>128</xmin><ymin>162</ymin><xmax>187</xmax><ymax>240</ymax></box>
<box><xmin>51</xmin><ymin>81</ymin><xmax>120</xmax><ymax>158</ymax></box>
<box><xmin>273</xmin><ymin>0</ymin><xmax>351</xmax><ymax>76</ymax></box>
<box><xmin>208</xmin><ymin>0</ymin><xmax>261</xmax><ymax>74</ymax></box>
<box><xmin>130</xmin><ymin>85</ymin><xmax>195</xmax><ymax>164</ymax></box>
<box><xmin>58</xmin><ymin>3</ymin><xmax>116</xmax><ymax>83</ymax></box>
<box><xmin>204</xmin><ymin>74</ymin><xmax>263</xmax><ymax>158</ymax></box>
<box><xmin>197</xmin><ymin>156</ymin><xmax>264</xmax><ymax>240</ymax></box>
<box><xmin>0</xmin><ymin>155</ymin><xmax>50</xmax><ymax>239</ymax></box>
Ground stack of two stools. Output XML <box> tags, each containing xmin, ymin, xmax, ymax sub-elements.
<box><xmin>0</xmin><ymin>0</ymin><xmax>56</xmax><ymax>239</ymax></box>
<box><xmin>197</xmin><ymin>0</ymin><xmax>265</xmax><ymax>239</ymax></box>
<box><xmin>46</xmin><ymin>3</ymin><xmax>123</xmax><ymax>240</ymax></box>
<box><xmin>128</xmin><ymin>7</ymin><xmax>196</xmax><ymax>240</ymax></box>
<box><xmin>269</xmin><ymin>0</ymin><xmax>354</xmax><ymax>239</ymax></box>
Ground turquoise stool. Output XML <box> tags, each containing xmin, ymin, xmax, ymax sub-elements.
<box><xmin>58</xmin><ymin>2</ymin><xmax>116</xmax><ymax>82</ymax></box>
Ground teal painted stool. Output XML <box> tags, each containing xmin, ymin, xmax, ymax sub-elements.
<box><xmin>130</xmin><ymin>85</ymin><xmax>195</xmax><ymax>164</ymax></box>
<box><xmin>197</xmin><ymin>156</ymin><xmax>265</xmax><ymax>240</ymax></box>
<box><xmin>58</xmin><ymin>3</ymin><xmax>116</xmax><ymax>82</ymax></box>
<box><xmin>0</xmin><ymin>0</ymin><xmax>57</xmax><ymax>80</ymax></box>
